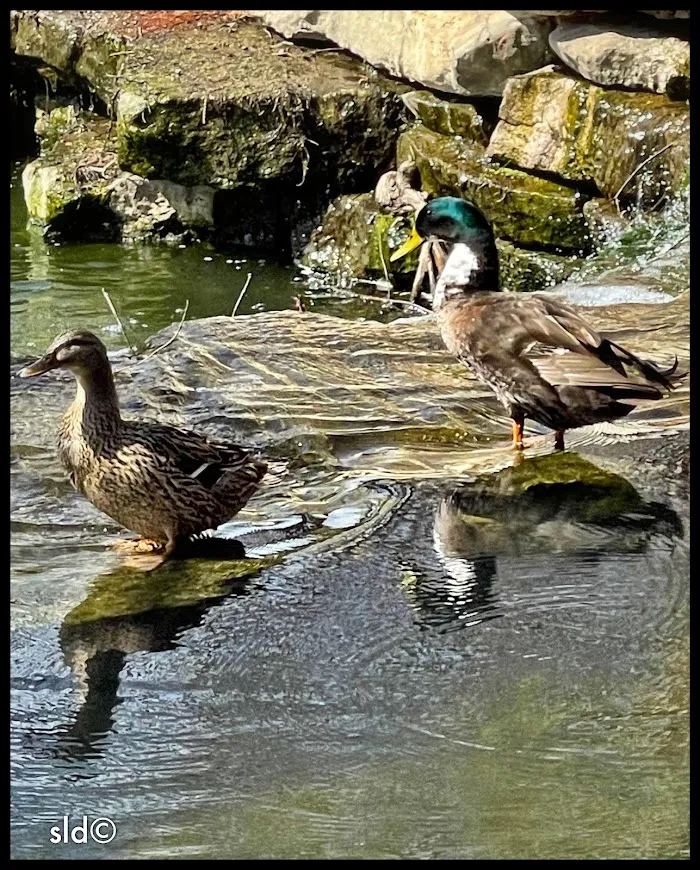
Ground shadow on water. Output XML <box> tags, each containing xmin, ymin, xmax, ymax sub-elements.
<box><xmin>41</xmin><ymin>548</ymin><xmax>270</xmax><ymax>767</ymax></box>
<box><xmin>402</xmin><ymin>453</ymin><xmax>683</xmax><ymax>632</ymax></box>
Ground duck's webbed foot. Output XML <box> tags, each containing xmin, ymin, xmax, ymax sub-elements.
<box><xmin>114</xmin><ymin>538</ymin><xmax>165</xmax><ymax>554</ymax></box>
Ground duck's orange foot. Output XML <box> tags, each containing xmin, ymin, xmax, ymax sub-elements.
<box><xmin>511</xmin><ymin>418</ymin><xmax>525</xmax><ymax>451</ymax></box>
<box><xmin>113</xmin><ymin>538</ymin><xmax>166</xmax><ymax>554</ymax></box>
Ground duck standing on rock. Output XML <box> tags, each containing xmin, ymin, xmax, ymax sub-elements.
<box><xmin>19</xmin><ymin>330</ymin><xmax>267</xmax><ymax>558</ymax></box>
<box><xmin>392</xmin><ymin>197</ymin><xmax>685</xmax><ymax>451</ymax></box>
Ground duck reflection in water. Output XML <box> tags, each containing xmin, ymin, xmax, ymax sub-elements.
<box><xmin>404</xmin><ymin>453</ymin><xmax>683</xmax><ymax>632</ymax></box>
<box><xmin>45</xmin><ymin>545</ymin><xmax>266</xmax><ymax>767</ymax></box>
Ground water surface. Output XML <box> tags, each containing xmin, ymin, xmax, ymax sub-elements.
<box><xmin>10</xmin><ymin>164</ymin><xmax>689</xmax><ymax>859</ymax></box>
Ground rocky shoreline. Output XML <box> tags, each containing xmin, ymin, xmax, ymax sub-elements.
<box><xmin>11</xmin><ymin>9</ymin><xmax>689</xmax><ymax>293</ymax></box>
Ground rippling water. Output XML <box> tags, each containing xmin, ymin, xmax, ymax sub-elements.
<box><xmin>10</xmin><ymin>163</ymin><xmax>689</xmax><ymax>859</ymax></box>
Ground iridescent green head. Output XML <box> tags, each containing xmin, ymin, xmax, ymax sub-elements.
<box><xmin>391</xmin><ymin>197</ymin><xmax>495</xmax><ymax>261</ymax></box>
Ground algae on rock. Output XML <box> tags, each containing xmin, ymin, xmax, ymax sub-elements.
<box><xmin>301</xmin><ymin>193</ymin><xmax>420</xmax><ymax>279</ymax></box>
<box><xmin>397</xmin><ymin>122</ymin><xmax>591</xmax><ymax>252</ymax></box>
<box><xmin>487</xmin><ymin>69</ymin><xmax>690</xmax><ymax>208</ymax></box>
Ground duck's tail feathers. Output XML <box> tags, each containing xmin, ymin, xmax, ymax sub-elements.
<box><xmin>604</xmin><ymin>341</ymin><xmax>687</xmax><ymax>390</ymax></box>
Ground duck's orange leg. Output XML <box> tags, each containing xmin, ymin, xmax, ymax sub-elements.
<box><xmin>554</xmin><ymin>430</ymin><xmax>566</xmax><ymax>451</ymax></box>
<box><xmin>511</xmin><ymin>417</ymin><xmax>524</xmax><ymax>451</ymax></box>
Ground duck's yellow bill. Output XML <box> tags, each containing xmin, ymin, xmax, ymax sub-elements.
<box><xmin>390</xmin><ymin>226</ymin><xmax>424</xmax><ymax>262</ymax></box>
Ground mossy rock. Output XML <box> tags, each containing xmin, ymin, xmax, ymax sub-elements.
<box><xmin>114</xmin><ymin>19</ymin><xmax>407</xmax><ymax>190</ymax></box>
<box><xmin>487</xmin><ymin>69</ymin><xmax>690</xmax><ymax>208</ymax></box>
<box><xmin>398</xmin><ymin>122</ymin><xmax>591</xmax><ymax>252</ymax></box>
<box><xmin>22</xmin><ymin>111</ymin><xmax>119</xmax><ymax>229</ymax></box>
<box><xmin>62</xmin><ymin>553</ymin><xmax>276</xmax><ymax>625</ymax></box>
<box><xmin>457</xmin><ymin>452</ymin><xmax>643</xmax><ymax>524</ymax></box>
<box><xmin>496</xmin><ymin>240</ymin><xmax>579</xmax><ymax>293</ymax></box>
<box><xmin>401</xmin><ymin>90</ymin><xmax>489</xmax><ymax>145</ymax></box>
<box><xmin>301</xmin><ymin>193</ymin><xmax>420</xmax><ymax>279</ymax></box>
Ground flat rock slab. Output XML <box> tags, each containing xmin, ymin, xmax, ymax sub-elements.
<box><xmin>550</xmin><ymin>20</ymin><xmax>689</xmax><ymax>98</ymax></box>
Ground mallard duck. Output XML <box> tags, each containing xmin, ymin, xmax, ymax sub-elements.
<box><xmin>392</xmin><ymin>196</ymin><xmax>684</xmax><ymax>451</ymax></box>
<box><xmin>18</xmin><ymin>330</ymin><xmax>267</xmax><ymax>557</ymax></box>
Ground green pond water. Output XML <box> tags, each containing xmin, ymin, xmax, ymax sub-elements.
<box><xmin>10</xmin><ymin>163</ymin><xmax>689</xmax><ymax>859</ymax></box>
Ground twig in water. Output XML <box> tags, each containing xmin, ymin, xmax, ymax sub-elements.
<box><xmin>232</xmin><ymin>272</ymin><xmax>253</xmax><ymax>316</ymax></box>
<box><xmin>376</xmin><ymin>236</ymin><xmax>392</xmax><ymax>298</ymax></box>
<box><xmin>344</xmin><ymin>289</ymin><xmax>429</xmax><ymax>316</ymax></box>
<box><xmin>130</xmin><ymin>299</ymin><xmax>189</xmax><ymax>367</ymax></box>
<box><xmin>101</xmin><ymin>288</ymin><xmax>138</xmax><ymax>355</ymax></box>
<box><xmin>613</xmin><ymin>140</ymin><xmax>679</xmax><ymax>212</ymax></box>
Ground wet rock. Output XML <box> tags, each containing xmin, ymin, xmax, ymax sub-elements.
<box><xmin>302</xmin><ymin>192</ymin><xmax>578</xmax><ymax>290</ymax></box>
<box><xmin>300</xmin><ymin>193</ymin><xmax>419</xmax><ymax>278</ymax></box>
<box><xmin>398</xmin><ymin>122</ymin><xmax>591</xmax><ymax>252</ymax></box>
<box><xmin>549</xmin><ymin>20</ymin><xmax>689</xmax><ymax>98</ymax></box>
<box><xmin>22</xmin><ymin>107</ymin><xmax>214</xmax><ymax>243</ymax></box>
<box><xmin>109</xmin><ymin>174</ymin><xmax>215</xmax><ymax>242</ymax></box>
<box><xmin>22</xmin><ymin>111</ymin><xmax>120</xmax><ymax>234</ymax></box>
<box><xmin>256</xmin><ymin>10</ymin><xmax>554</xmax><ymax>97</ymax></box>
<box><xmin>401</xmin><ymin>90</ymin><xmax>489</xmax><ymax>145</ymax></box>
<box><xmin>497</xmin><ymin>241</ymin><xmax>578</xmax><ymax>294</ymax></box>
<box><xmin>582</xmin><ymin>198</ymin><xmax>628</xmax><ymax>247</ymax></box>
<box><xmin>486</xmin><ymin>69</ymin><xmax>689</xmax><ymax>208</ymax></box>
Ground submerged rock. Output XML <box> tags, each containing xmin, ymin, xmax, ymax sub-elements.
<box><xmin>486</xmin><ymin>69</ymin><xmax>689</xmax><ymax>208</ymax></box>
<box><xmin>549</xmin><ymin>20</ymin><xmax>689</xmax><ymax>98</ymax></box>
<box><xmin>398</xmin><ymin>122</ymin><xmax>591</xmax><ymax>252</ymax></box>
<box><xmin>256</xmin><ymin>10</ymin><xmax>554</xmax><ymax>97</ymax></box>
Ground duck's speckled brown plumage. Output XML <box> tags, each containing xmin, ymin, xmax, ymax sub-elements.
<box><xmin>21</xmin><ymin>330</ymin><xmax>266</xmax><ymax>554</ymax></box>
<box><xmin>403</xmin><ymin>197</ymin><xmax>685</xmax><ymax>449</ymax></box>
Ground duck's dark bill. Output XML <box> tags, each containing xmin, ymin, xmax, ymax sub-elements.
<box><xmin>390</xmin><ymin>226</ymin><xmax>424</xmax><ymax>262</ymax></box>
<box><xmin>18</xmin><ymin>357</ymin><xmax>53</xmax><ymax>377</ymax></box>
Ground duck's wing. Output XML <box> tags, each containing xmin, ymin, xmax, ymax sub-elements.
<box><xmin>125</xmin><ymin>421</ymin><xmax>262</xmax><ymax>486</ymax></box>
<box><xmin>514</xmin><ymin>294</ymin><xmax>681</xmax><ymax>392</ymax></box>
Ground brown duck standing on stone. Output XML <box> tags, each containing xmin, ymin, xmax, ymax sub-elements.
<box><xmin>374</xmin><ymin>161</ymin><xmax>448</xmax><ymax>302</ymax></box>
<box><xmin>19</xmin><ymin>330</ymin><xmax>267</xmax><ymax>558</ymax></box>
<box><xmin>392</xmin><ymin>197</ymin><xmax>685</xmax><ymax>451</ymax></box>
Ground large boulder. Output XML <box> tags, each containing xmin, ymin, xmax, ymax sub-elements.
<box><xmin>398</xmin><ymin>123</ymin><xmax>591</xmax><ymax>252</ymax></box>
<box><xmin>255</xmin><ymin>10</ymin><xmax>554</xmax><ymax>97</ymax></box>
<box><xmin>549</xmin><ymin>20</ymin><xmax>689</xmax><ymax>98</ymax></box>
<box><xmin>486</xmin><ymin>69</ymin><xmax>689</xmax><ymax>207</ymax></box>
<box><xmin>11</xmin><ymin>12</ymin><xmax>407</xmax><ymax>192</ymax></box>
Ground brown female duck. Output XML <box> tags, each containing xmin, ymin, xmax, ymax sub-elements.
<box><xmin>392</xmin><ymin>197</ymin><xmax>684</xmax><ymax>451</ymax></box>
<box><xmin>19</xmin><ymin>330</ymin><xmax>267</xmax><ymax>556</ymax></box>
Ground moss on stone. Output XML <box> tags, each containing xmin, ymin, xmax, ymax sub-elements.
<box><xmin>398</xmin><ymin>122</ymin><xmax>591</xmax><ymax>252</ymax></box>
<box><xmin>402</xmin><ymin>90</ymin><xmax>489</xmax><ymax>144</ymax></box>
<box><xmin>301</xmin><ymin>193</ymin><xmax>421</xmax><ymax>278</ymax></box>
<box><xmin>488</xmin><ymin>70</ymin><xmax>690</xmax><ymax>207</ymax></box>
